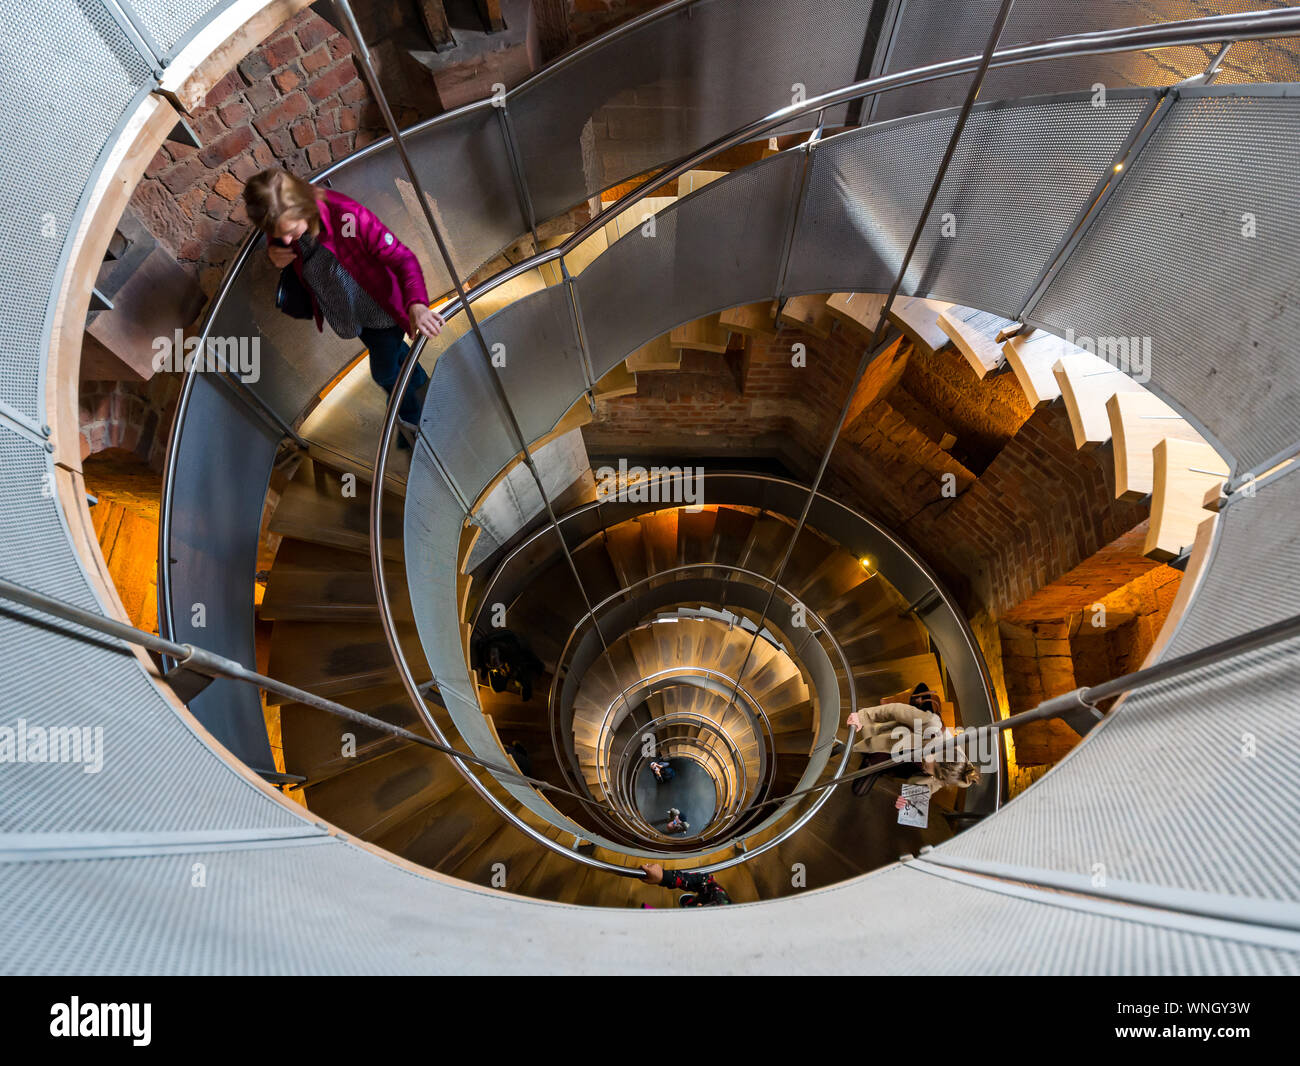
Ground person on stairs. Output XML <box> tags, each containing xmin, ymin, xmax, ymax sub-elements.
<box><xmin>640</xmin><ymin>863</ymin><xmax>732</xmax><ymax>907</ymax></box>
<box><xmin>650</xmin><ymin>757</ymin><xmax>676</xmax><ymax>783</ymax></box>
<box><xmin>839</xmin><ymin>682</ymin><xmax>981</xmax><ymax>801</ymax></box>
<box><xmin>472</xmin><ymin>630</ymin><xmax>543</xmax><ymax>702</ymax></box>
<box><xmin>664</xmin><ymin>807</ymin><xmax>689</xmax><ymax>833</ymax></box>
<box><xmin>245</xmin><ymin>168</ymin><xmax>442</xmax><ymax>448</ymax></box>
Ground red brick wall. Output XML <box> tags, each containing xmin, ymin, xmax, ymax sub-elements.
<box><xmin>588</xmin><ymin>318</ymin><xmax>1153</xmax><ymax>621</ymax></box>
<box><xmin>130</xmin><ymin>7</ymin><xmax>403</xmax><ymax>297</ymax></box>
<box><xmin>585</xmin><ymin>335</ymin><xmax>824</xmax><ymax>460</ymax></box>
<box><xmin>79</xmin><ymin>374</ymin><xmax>181</xmax><ymax>470</ymax></box>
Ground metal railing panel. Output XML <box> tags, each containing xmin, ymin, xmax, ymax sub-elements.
<box><xmin>3</xmin><ymin>843</ymin><xmax>1295</xmax><ymax>973</ymax></box>
<box><xmin>574</xmin><ymin>151</ymin><xmax>802</xmax><ymax>380</ymax></box>
<box><xmin>119</xmin><ymin>0</ymin><xmax>226</xmax><ymax>60</ymax></box>
<box><xmin>163</xmin><ymin>374</ymin><xmax>280</xmax><ymax>769</ymax></box>
<box><xmin>507</xmin><ymin>0</ymin><xmax>879</xmax><ymax>223</ymax></box>
<box><xmin>418</xmin><ymin>285</ymin><xmax>587</xmax><ymax>507</ymax></box>
<box><xmin>1030</xmin><ymin>85</ymin><xmax>1300</xmax><ymax>475</ymax></box>
<box><xmin>868</xmin><ymin>0</ymin><xmax>1295</xmax><ymax>122</ymax></box>
<box><xmin>937</xmin><ymin>466</ymin><xmax>1300</xmax><ymax>906</ymax></box>
<box><xmin>784</xmin><ymin>90</ymin><xmax>1156</xmax><ymax>317</ymax></box>
<box><xmin>403</xmin><ymin>437</ymin><xmax>604</xmax><ymax>844</ymax></box>
<box><xmin>0</xmin><ymin>0</ymin><xmax>152</xmax><ymax>421</ymax></box>
<box><xmin>0</xmin><ymin>426</ymin><xmax>303</xmax><ymax>833</ymax></box>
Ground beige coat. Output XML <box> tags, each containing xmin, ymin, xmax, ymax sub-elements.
<box><xmin>850</xmin><ymin>701</ymin><xmax>947</xmax><ymax>795</ymax></box>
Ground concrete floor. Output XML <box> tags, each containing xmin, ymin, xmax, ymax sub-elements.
<box><xmin>634</xmin><ymin>759</ymin><xmax>717</xmax><ymax>834</ymax></box>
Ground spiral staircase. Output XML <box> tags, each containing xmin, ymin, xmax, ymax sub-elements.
<box><xmin>4</xmin><ymin>0</ymin><xmax>1300</xmax><ymax>973</ymax></box>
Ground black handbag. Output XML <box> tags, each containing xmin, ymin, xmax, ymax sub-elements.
<box><xmin>275</xmin><ymin>264</ymin><xmax>315</xmax><ymax>320</ymax></box>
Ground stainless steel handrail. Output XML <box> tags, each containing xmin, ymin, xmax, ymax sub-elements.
<box><xmin>160</xmin><ymin>5</ymin><xmax>1300</xmax><ymax>653</ymax></box>
<box><xmin>163</xmin><ymin>4</ymin><xmax>1300</xmax><ymax>650</ymax></box>
<box><xmin>159</xmin><ymin>5</ymin><xmax>1300</xmax><ymax>880</ymax></box>
<box><xmin>587</xmin><ymin>663</ymin><xmax>773</xmax><ymax>803</ymax></box>
<box><xmin>476</xmin><ymin>472</ymin><xmax>982</xmax><ymax>742</ymax></box>
<box><xmin>593</xmin><ymin>673</ymin><xmax>761</xmax><ymax>826</ymax></box>
<box><xmin>548</xmin><ymin>568</ymin><xmax>808</xmax><ymax>804</ymax></box>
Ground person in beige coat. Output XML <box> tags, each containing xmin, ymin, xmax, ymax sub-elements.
<box><xmin>845</xmin><ymin>699</ymin><xmax>981</xmax><ymax>806</ymax></box>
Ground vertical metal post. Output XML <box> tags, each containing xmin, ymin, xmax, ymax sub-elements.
<box><xmin>497</xmin><ymin>102</ymin><xmax>541</xmax><ymax>248</ymax></box>
<box><xmin>719</xmin><ymin>0</ymin><xmax>1020</xmax><ymax>717</ymax></box>
<box><xmin>332</xmin><ymin>0</ymin><xmax>607</xmax><ymax>650</ymax></box>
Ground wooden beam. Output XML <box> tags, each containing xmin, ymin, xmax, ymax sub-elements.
<box><xmin>418</xmin><ymin>0</ymin><xmax>456</xmax><ymax>50</ymax></box>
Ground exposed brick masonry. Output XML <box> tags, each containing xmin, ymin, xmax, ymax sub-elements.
<box><xmin>130</xmin><ymin>7</ymin><xmax>408</xmax><ymax>297</ymax></box>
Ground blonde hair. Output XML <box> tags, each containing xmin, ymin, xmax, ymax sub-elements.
<box><xmin>243</xmin><ymin>168</ymin><xmax>322</xmax><ymax>237</ymax></box>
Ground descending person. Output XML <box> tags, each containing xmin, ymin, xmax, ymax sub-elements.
<box><xmin>640</xmin><ymin>863</ymin><xmax>732</xmax><ymax>907</ymax></box>
<box><xmin>244</xmin><ymin>168</ymin><xmax>442</xmax><ymax>445</ymax></box>
<box><xmin>842</xmin><ymin>682</ymin><xmax>981</xmax><ymax>801</ymax></box>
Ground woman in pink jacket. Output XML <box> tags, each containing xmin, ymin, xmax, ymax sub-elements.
<box><xmin>244</xmin><ymin>168</ymin><xmax>443</xmax><ymax>436</ymax></box>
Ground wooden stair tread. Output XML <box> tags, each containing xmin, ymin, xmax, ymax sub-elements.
<box><xmin>1107</xmin><ymin>389</ymin><xmax>1207</xmax><ymax>501</ymax></box>
<box><xmin>887</xmin><ymin>297</ymin><xmax>954</xmax><ymax>354</ymax></box>
<box><xmin>827</xmin><ymin>292</ymin><xmax>887</xmax><ymax>335</ymax></box>
<box><xmin>1146</xmin><ymin>438</ymin><xmax>1226</xmax><ymax>562</ymax></box>
<box><xmin>938</xmin><ymin>305</ymin><xmax>1015</xmax><ymax>379</ymax></box>
<box><xmin>669</xmin><ymin>314</ymin><xmax>731</xmax><ymax>353</ymax></box>
<box><xmin>1052</xmin><ymin>351</ymin><xmax>1147</xmax><ymax>451</ymax></box>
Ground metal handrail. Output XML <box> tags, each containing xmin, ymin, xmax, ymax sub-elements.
<box><xmin>0</xmin><ymin>576</ymin><xmax>620</xmax><ymax>819</ymax></box>
<box><xmin>548</xmin><ymin>569</ymin><xmax>810</xmax><ymax>806</ymax></box>
<box><xmin>157</xmin><ymin>4</ymin><xmax>1300</xmax><ymax>879</ymax></box>
<box><xmin>583</xmin><ymin>663</ymin><xmax>774</xmax><ymax>810</ymax></box>
<box><xmin>612</xmin><ymin>716</ymin><xmax>745</xmax><ymax>844</ymax></box>
<box><xmin>551</xmin><ymin>564</ymin><xmax>850</xmax><ymax>849</ymax></box>
<box><xmin>162</xmin><ymin>4</ymin><xmax>1300</xmax><ymax>650</ymax></box>
<box><xmin>160</xmin><ymin>3</ymin><xmax>1300</xmax><ymax>656</ymax></box>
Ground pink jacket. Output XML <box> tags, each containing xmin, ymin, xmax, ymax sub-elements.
<box><xmin>292</xmin><ymin>188</ymin><xmax>430</xmax><ymax>332</ymax></box>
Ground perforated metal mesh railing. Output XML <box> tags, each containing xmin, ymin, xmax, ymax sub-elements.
<box><xmin>383</xmin><ymin>14</ymin><xmax>1300</xmax><ymax>922</ymax></box>
<box><xmin>783</xmin><ymin>89</ymin><xmax>1158</xmax><ymax>317</ymax></box>
<box><xmin>920</xmin><ymin>467</ymin><xmax>1300</xmax><ymax>921</ymax></box>
<box><xmin>1027</xmin><ymin>84</ymin><xmax>1300</xmax><ymax>478</ymax></box>
<box><xmin>0</xmin><ymin>0</ymin><xmax>152</xmax><ymax>423</ymax></box>
<box><xmin>869</xmin><ymin>0</ymin><xmax>1300</xmax><ymax>123</ymax></box>
<box><xmin>5</xmin><ymin>0</ymin><xmax>1300</xmax><ymax>972</ymax></box>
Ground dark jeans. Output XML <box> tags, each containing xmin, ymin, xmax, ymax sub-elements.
<box><xmin>361</xmin><ymin>325</ymin><xmax>429</xmax><ymax>425</ymax></box>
